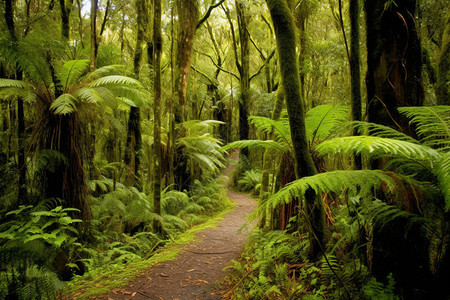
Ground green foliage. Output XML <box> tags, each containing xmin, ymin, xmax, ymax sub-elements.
<box><xmin>305</xmin><ymin>105</ymin><xmax>349</xmax><ymax>144</ymax></box>
<box><xmin>238</xmin><ymin>169</ymin><xmax>262</xmax><ymax>194</ymax></box>
<box><xmin>363</xmin><ymin>274</ymin><xmax>399</xmax><ymax>300</ymax></box>
<box><xmin>398</xmin><ymin>106</ymin><xmax>450</xmax><ymax>152</ymax></box>
<box><xmin>0</xmin><ymin>204</ymin><xmax>81</xmax><ymax>299</ymax></box>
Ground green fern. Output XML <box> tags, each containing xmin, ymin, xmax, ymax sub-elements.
<box><xmin>305</xmin><ymin>105</ymin><xmax>350</xmax><ymax>143</ymax></box>
<box><xmin>434</xmin><ymin>152</ymin><xmax>450</xmax><ymax>210</ymax></box>
<box><xmin>399</xmin><ymin>106</ymin><xmax>450</xmax><ymax>152</ymax></box>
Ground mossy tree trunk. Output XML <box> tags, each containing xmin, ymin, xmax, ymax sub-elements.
<box><xmin>266</xmin><ymin>0</ymin><xmax>324</xmax><ymax>259</ymax></box>
<box><xmin>350</xmin><ymin>0</ymin><xmax>362</xmax><ymax>169</ymax></box>
<box><xmin>236</xmin><ymin>0</ymin><xmax>250</xmax><ymax>159</ymax></box>
<box><xmin>365</xmin><ymin>0</ymin><xmax>424</xmax><ymax>134</ymax></box>
<box><xmin>89</xmin><ymin>0</ymin><xmax>98</xmax><ymax>71</ymax></box>
<box><xmin>4</xmin><ymin>0</ymin><xmax>27</xmax><ymax>205</ymax></box>
<box><xmin>436</xmin><ymin>12</ymin><xmax>450</xmax><ymax>105</ymax></box>
<box><xmin>153</xmin><ymin>0</ymin><xmax>162</xmax><ymax>227</ymax></box>
<box><xmin>59</xmin><ymin>0</ymin><xmax>73</xmax><ymax>40</ymax></box>
<box><xmin>124</xmin><ymin>0</ymin><xmax>148</xmax><ymax>191</ymax></box>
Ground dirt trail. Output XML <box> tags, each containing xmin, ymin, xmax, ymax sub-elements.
<box><xmin>102</xmin><ymin>156</ymin><xmax>257</xmax><ymax>299</ymax></box>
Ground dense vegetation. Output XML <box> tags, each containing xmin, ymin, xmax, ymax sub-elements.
<box><xmin>0</xmin><ymin>0</ymin><xmax>448</xmax><ymax>299</ymax></box>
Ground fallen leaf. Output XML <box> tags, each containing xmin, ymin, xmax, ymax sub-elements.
<box><xmin>132</xmin><ymin>292</ymin><xmax>137</xmax><ymax>297</ymax></box>
<box><xmin>187</xmin><ymin>269</ymin><xmax>195</xmax><ymax>272</ymax></box>
<box><xmin>160</xmin><ymin>273</ymin><xmax>169</xmax><ymax>277</ymax></box>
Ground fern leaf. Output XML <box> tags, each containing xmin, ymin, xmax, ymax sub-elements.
<box><xmin>222</xmin><ymin>140</ymin><xmax>287</xmax><ymax>152</ymax></box>
<box><xmin>305</xmin><ymin>105</ymin><xmax>349</xmax><ymax>143</ymax></box>
<box><xmin>74</xmin><ymin>87</ymin><xmax>105</xmax><ymax>104</ymax></box>
<box><xmin>435</xmin><ymin>152</ymin><xmax>450</xmax><ymax>211</ymax></box>
<box><xmin>0</xmin><ymin>79</ymin><xmax>31</xmax><ymax>89</ymax></box>
<box><xmin>399</xmin><ymin>106</ymin><xmax>450</xmax><ymax>152</ymax></box>
<box><xmin>58</xmin><ymin>59</ymin><xmax>89</xmax><ymax>91</ymax></box>
<box><xmin>249</xmin><ymin>116</ymin><xmax>292</xmax><ymax>146</ymax></box>
<box><xmin>91</xmin><ymin>75</ymin><xmax>143</xmax><ymax>88</ymax></box>
<box><xmin>316</xmin><ymin>136</ymin><xmax>441</xmax><ymax>164</ymax></box>
<box><xmin>351</xmin><ymin>121</ymin><xmax>419</xmax><ymax>143</ymax></box>
<box><xmin>256</xmin><ymin>170</ymin><xmax>397</xmax><ymax>216</ymax></box>
<box><xmin>50</xmin><ymin>93</ymin><xmax>79</xmax><ymax>115</ymax></box>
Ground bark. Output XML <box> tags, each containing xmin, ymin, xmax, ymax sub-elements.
<box><xmin>436</xmin><ymin>12</ymin><xmax>450</xmax><ymax>105</ymax></box>
<box><xmin>236</xmin><ymin>0</ymin><xmax>250</xmax><ymax>158</ymax></box>
<box><xmin>175</xmin><ymin>0</ymin><xmax>198</xmax><ymax>123</ymax></box>
<box><xmin>89</xmin><ymin>0</ymin><xmax>98</xmax><ymax>72</ymax></box>
<box><xmin>350</xmin><ymin>0</ymin><xmax>362</xmax><ymax>169</ymax></box>
<box><xmin>60</xmin><ymin>0</ymin><xmax>73</xmax><ymax>40</ymax></box>
<box><xmin>365</xmin><ymin>0</ymin><xmax>424</xmax><ymax>134</ymax></box>
<box><xmin>4</xmin><ymin>0</ymin><xmax>27</xmax><ymax>205</ymax></box>
<box><xmin>266</xmin><ymin>0</ymin><xmax>323</xmax><ymax>259</ymax></box>
<box><xmin>153</xmin><ymin>0</ymin><xmax>163</xmax><ymax>231</ymax></box>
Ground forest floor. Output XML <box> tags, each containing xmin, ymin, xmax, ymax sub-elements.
<box><xmin>100</xmin><ymin>154</ymin><xmax>257</xmax><ymax>300</ymax></box>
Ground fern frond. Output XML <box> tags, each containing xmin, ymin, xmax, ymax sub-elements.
<box><xmin>249</xmin><ymin>116</ymin><xmax>292</xmax><ymax>146</ymax></box>
<box><xmin>83</xmin><ymin>65</ymin><xmax>125</xmax><ymax>81</ymax></box>
<box><xmin>316</xmin><ymin>136</ymin><xmax>441</xmax><ymax>165</ymax></box>
<box><xmin>0</xmin><ymin>79</ymin><xmax>31</xmax><ymax>89</ymax></box>
<box><xmin>399</xmin><ymin>106</ymin><xmax>450</xmax><ymax>152</ymax></box>
<box><xmin>74</xmin><ymin>87</ymin><xmax>105</xmax><ymax>104</ymax></box>
<box><xmin>351</xmin><ymin>121</ymin><xmax>419</xmax><ymax>143</ymax></box>
<box><xmin>256</xmin><ymin>170</ymin><xmax>397</xmax><ymax>217</ymax></box>
<box><xmin>50</xmin><ymin>93</ymin><xmax>79</xmax><ymax>115</ymax></box>
<box><xmin>91</xmin><ymin>75</ymin><xmax>143</xmax><ymax>88</ymax></box>
<box><xmin>435</xmin><ymin>152</ymin><xmax>450</xmax><ymax>211</ymax></box>
<box><xmin>305</xmin><ymin>105</ymin><xmax>349</xmax><ymax>143</ymax></box>
<box><xmin>222</xmin><ymin>140</ymin><xmax>287</xmax><ymax>152</ymax></box>
<box><xmin>58</xmin><ymin>59</ymin><xmax>89</xmax><ymax>91</ymax></box>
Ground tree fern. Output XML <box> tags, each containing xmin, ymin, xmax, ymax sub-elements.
<box><xmin>316</xmin><ymin>136</ymin><xmax>441</xmax><ymax>165</ymax></box>
<box><xmin>435</xmin><ymin>152</ymin><xmax>450</xmax><ymax>210</ymax></box>
<box><xmin>399</xmin><ymin>106</ymin><xmax>450</xmax><ymax>152</ymax></box>
<box><xmin>58</xmin><ymin>59</ymin><xmax>89</xmax><ymax>91</ymax></box>
<box><xmin>351</xmin><ymin>121</ymin><xmax>419</xmax><ymax>143</ymax></box>
<box><xmin>50</xmin><ymin>93</ymin><xmax>79</xmax><ymax>115</ymax></box>
<box><xmin>305</xmin><ymin>105</ymin><xmax>350</xmax><ymax>143</ymax></box>
<box><xmin>91</xmin><ymin>75</ymin><xmax>143</xmax><ymax>89</ymax></box>
<box><xmin>256</xmin><ymin>170</ymin><xmax>398</xmax><ymax>217</ymax></box>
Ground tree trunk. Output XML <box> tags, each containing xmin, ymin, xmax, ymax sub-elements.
<box><xmin>236</xmin><ymin>0</ymin><xmax>250</xmax><ymax>159</ymax></box>
<box><xmin>60</xmin><ymin>0</ymin><xmax>73</xmax><ymax>40</ymax></box>
<box><xmin>266</xmin><ymin>0</ymin><xmax>324</xmax><ymax>259</ymax></box>
<box><xmin>89</xmin><ymin>0</ymin><xmax>98</xmax><ymax>72</ymax></box>
<box><xmin>436</xmin><ymin>12</ymin><xmax>450</xmax><ymax>105</ymax></box>
<box><xmin>175</xmin><ymin>0</ymin><xmax>198</xmax><ymax>124</ymax></box>
<box><xmin>365</xmin><ymin>0</ymin><xmax>424</xmax><ymax>134</ymax></box>
<box><xmin>153</xmin><ymin>0</ymin><xmax>163</xmax><ymax>232</ymax></box>
<box><xmin>350</xmin><ymin>0</ymin><xmax>362</xmax><ymax>169</ymax></box>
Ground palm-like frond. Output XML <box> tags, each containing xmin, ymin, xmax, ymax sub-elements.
<box><xmin>91</xmin><ymin>75</ymin><xmax>143</xmax><ymax>89</ymax></box>
<box><xmin>305</xmin><ymin>105</ymin><xmax>350</xmax><ymax>143</ymax></box>
<box><xmin>74</xmin><ymin>87</ymin><xmax>107</xmax><ymax>104</ymax></box>
<box><xmin>50</xmin><ymin>93</ymin><xmax>79</xmax><ymax>115</ymax></box>
<box><xmin>316</xmin><ymin>136</ymin><xmax>441</xmax><ymax>166</ymax></box>
<box><xmin>255</xmin><ymin>170</ymin><xmax>397</xmax><ymax>217</ymax></box>
<box><xmin>58</xmin><ymin>59</ymin><xmax>89</xmax><ymax>91</ymax></box>
<box><xmin>222</xmin><ymin>140</ymin><xmax>287</xmax><ymax>152</ymax></box>
<box><xmin>0</xmin><ymin>79</ymin><xmax>31</xmax><ymax>89</ymax></box>
<box><xmin>435</xmin><ymin>152</ymin><xmax>450</xmax><ymax>211</ymax></box>
<box><xmin>399</xmin><ymin>106</ymin><xmax>450</xmax><ymax>152</ymax></box>
<box><xmin>83</xmin><ymin>65</ymin><xmax>124</xmax><ymax>81</ymax></box>
<box><xmin>351</xmin><ymin>121</ymin><xmax>419</xmax><ymax>143</ymax></box>
<box><xmin>249</xmin><ymin>116</ymin><xmax>291</xmax><ymax>146</ymax></box>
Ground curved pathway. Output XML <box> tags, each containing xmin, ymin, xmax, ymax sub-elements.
<box><xmin>102</xmin><ymin>159</ymin><xmax>257</xmax><ymax>299</ymax></box>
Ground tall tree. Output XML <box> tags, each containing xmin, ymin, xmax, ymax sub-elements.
<box><xmin>235</xmin><ymin>0</ymin><xmax>250</xmax><ymax>158</ymax></box>
<box><xmin>89</xmin><ymin>0</ymin><xmax>98</xmax><ymax>71</ymax></box>
<box><xmin>436</xmin><ymin>11</ymin><xmax>450</xmax><ymax>105</ymax></box>
<box><xmin>4</xmin><ymin>0</ymin><xmax>27</xmax><ymax>205</ymax></box>
<box><xmin>175</xmin><ymin>0</ymin><xmax>199</xmax><ymax>124</ymax></box>
<box><xmin>266</xmin><ymin>0</ymin><xmax>324</xmax><ymax>258</ymax></box>
<box><xmin>60</xmin><ymin>0</ymin><xmax>74</xmax><ymax>40</ymax></box>
<box><xmin>153</xmin><ymin>0</ymin><xmax>163</xmax><ymax>231</ymax></box>
<box><xmin>365</xmin><ymin>0</ymin><xmax>424</xmax><ymax>134</ymax></box>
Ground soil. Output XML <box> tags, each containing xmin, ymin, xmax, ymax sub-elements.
<box><xmin>101</xmin><ymin>155</ymin><xmax>257</xmax><ymax>300</ymax></box>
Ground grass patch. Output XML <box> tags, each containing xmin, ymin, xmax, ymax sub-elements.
<box><xmin>60</xmin><ymin>203</ymin><xmax>235</xmax><ymax>299</ymax></box>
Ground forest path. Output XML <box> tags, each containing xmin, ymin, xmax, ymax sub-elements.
<box><xmin>102</xmin><ymin>154</ymin><xmax>257</xmax><ymax>299</ymax></box>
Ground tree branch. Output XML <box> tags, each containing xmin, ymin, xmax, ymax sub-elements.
<box><xmin>100</xmin><ymin>0</ymin><xmax>111</xmax><ymax>36</ymax></box>
<box><xmin>196</xmin><ymin>0</ymin><xmax>226</xmax><ymax>29</ymax></box>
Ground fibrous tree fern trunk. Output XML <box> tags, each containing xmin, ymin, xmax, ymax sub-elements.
<box><xmin>365</xmin><ymin>0</ymin><xmax>424</xmax><ymax>134</ymax></box>
<box><xmin>266</xmin><ymin>0</ymin><xmax>324</xmax><ymax>259</ymax></box>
